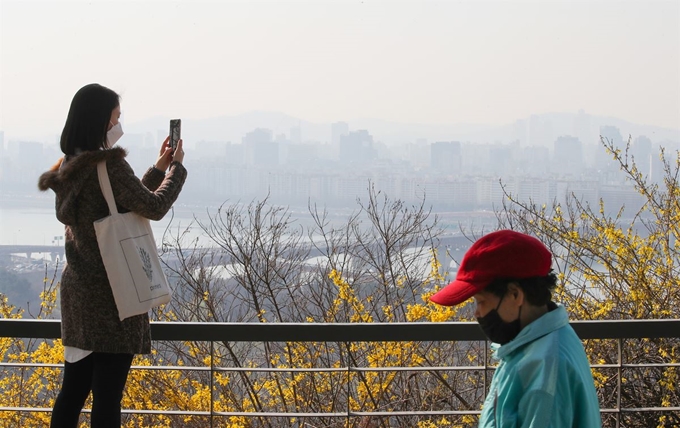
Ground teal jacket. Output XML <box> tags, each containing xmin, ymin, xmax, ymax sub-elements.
<box><xmin>479</xmin><ymin>304</ymin><xmax>602</xmax><ymax>427</ymax></box>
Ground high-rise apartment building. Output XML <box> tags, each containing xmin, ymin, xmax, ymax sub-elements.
<box><xmin>632</xmin><ymin>135</ymin><xmax>652</xmax><ymax>178</ymax></box>
<box><xmin>339</xmin><ymin>130</ymin><xmax>376</xmax><ymax>165</ymax></box>
<box><xmin>430</xmin><ymin>141</ymin><xmax>462</xmax><ymax>173</ymax></box>
<box><xmin>243</xmin><ymin>128</ymin><xmax>278</xmax><ymax>167</ymax></box>
<box><xmin>599</xmin><ymin>126</ymin><xmax>623</xmax><ymax>176</ymax></box>
<box><xmin>553</xmin><ymin>135</ymin><xmax>583</xmax><ymax>176</ymax></box>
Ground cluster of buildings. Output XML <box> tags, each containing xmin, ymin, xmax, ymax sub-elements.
<box><xmin>0</xmin><ymin>123</ymin><xmax>676</xmax><ymax>214</ymax></box>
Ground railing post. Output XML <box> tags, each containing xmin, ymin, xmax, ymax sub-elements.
<box><xmin>616</xmin><ymin>338</ymin><xmax>622</xmax><ymax>428</ymax></box>
<box><xmin>346</xmin><ymin>342</ymin><xmax>350</xmax><ymax>427</ymax></box>
<box><xmin>210</xmin><ymin>340</ymin><xmax>214</xmax><ymax>428</ymax></box>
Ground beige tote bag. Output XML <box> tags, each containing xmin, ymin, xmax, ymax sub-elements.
<box><xmin>94</xmin><ymin>161</ymin><xmax>171</xmax><ymax>321</ymax></box>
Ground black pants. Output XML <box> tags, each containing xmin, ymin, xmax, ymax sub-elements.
<box><xmin>50</xmin><ymin>352</ymin><xmax>134</xmax><ymax>428</ymax></box>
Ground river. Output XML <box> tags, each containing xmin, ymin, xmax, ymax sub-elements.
<box><xmin>0</xmin><ymin>204</ymin><xmax>203</xmax><ymax>246</ymax></box>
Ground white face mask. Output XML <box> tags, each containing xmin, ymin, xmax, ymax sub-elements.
<box><xmin>106</xmin><ymin>122</ymin><xmax>124</xmax><ymax>148</ymax></box>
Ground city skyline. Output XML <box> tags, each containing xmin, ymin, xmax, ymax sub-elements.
<box><xmin>1</xmin><ymin>0</ymin><xmax>678</xmax><ymax>139</ymax></box>
<box><xmin>1</xmin><ymin>113</ymin><xmax>670</xmax><ymax>215</ymax></box>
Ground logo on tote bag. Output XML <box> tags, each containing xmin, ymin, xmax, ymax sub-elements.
<box><xmin>119</xmin><ymin>235</ymin><xmax>167</xmax><ymax>300</ymax></box>
<box><xmin>138</xmin><ymin>246</ymin><xmax>153</xmax><ymax>282</ymax></box>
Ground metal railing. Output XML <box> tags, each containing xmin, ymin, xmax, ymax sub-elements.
<box><xmin>1</xmin><ymin>319</ymin><xmax>679</xmax><ymax>426</ymax></box>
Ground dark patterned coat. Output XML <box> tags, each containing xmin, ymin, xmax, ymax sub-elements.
<box><xmin>38</xmin><ymin>147</ymin><xmax>187</xmax><ymax>354</ymax></box>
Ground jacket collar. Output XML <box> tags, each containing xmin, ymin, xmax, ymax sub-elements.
<box><xmin>493</xmin><ymin>302</ymin><xmax>569</xmax><ymax>359</ymax></box>
<box><xmin>38</xmin><ymin>147</ymin><xmax>127</xmax><ymax>191</ymax></box>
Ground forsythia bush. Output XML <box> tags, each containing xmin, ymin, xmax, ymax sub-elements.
<box><xmin>496</xmin><ymin>137</ymin><xmax>680</xmax><ymax>428</ymax></box>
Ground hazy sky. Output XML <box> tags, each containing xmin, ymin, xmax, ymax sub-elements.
<box><xmin>1</xmin><ymin>0</ymin><xmax>679</xmax><ymax>139</ymax></box>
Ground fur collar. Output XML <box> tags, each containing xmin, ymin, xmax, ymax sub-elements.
<box><xmin>38</xmin><ymin>147</ymin><xmax>128</xmax><ymax>191</ymax></box>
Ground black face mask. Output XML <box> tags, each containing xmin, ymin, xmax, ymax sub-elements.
<box><xmin>476</xmin><ymin>295</ymin><xmax>522</xmax><ymax>345</ymax></box>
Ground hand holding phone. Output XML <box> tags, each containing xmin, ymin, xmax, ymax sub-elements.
<box><xmin>169</xmin><ymin>119</ymin><xmax>181</xmax><ymax>152</ymax></box>
<box><xmin>172</xmin><ymin>139</ymin><xmax>185</xmax><ymax>163</ymax></box>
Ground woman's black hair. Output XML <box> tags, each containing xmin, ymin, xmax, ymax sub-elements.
<box><xmin>60</xmin><ymin>83</ymin><xmax>120</xmax><ymax>155</ymax></box>
<box><xmin>485</xmin><ymin>272</ymin><xmax>558</xmax><ymax>306</ymax></box>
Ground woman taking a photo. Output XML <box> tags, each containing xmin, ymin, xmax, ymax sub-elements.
<box><xmin>39</xmin><ymin>83</ymin><xmax>187</xmax><ymax>427</ymax></box>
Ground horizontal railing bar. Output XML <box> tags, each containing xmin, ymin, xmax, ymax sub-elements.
<box><xmin>5</xmin><ymin>407</ymin><xmax>679</xmax><ymax>416</ymax></box>
<box><xmin>350</xmin><ymin>410</ymin><xmax>482</xmax><ymax>416</ymax></box>
<box><xmin>7</xmin><ymin>407</ymin><xmax>680</xmax><ymax>415</ymax></box>
<box><xmin>3</xmin><ymin>362</ymin><xmax>677</xmax><ymax>372</ymax></box>
<box><xmin>212</xmin><ymin>365</ymin><xmax>489</xmax><ymax>373</ymax></box>
<box><xmin>120</xmin><ymin>410</ymin><xmax>209</xmax><ymax>416</ymax></box>
<box><xmin>211</xmin><ymin>411</ymin><xmax>483</xmax><ymax>417</ymax></box>
<box><xmin>0</xmin><ymin>407</ymin><xmax>482</xmax><ymax>417</ymax></box>
<box><xmin>0</xmin><ymin>363</ymin><xmax>63</xmax><ymax>368</ymax></box>
<box><xmin>600</xmin><ymin>407</ymin><xmax>680</xmax><ymax>413</ymax></box>
<box><xmin>0</xmin><ymin>364</ymin><xmax>490</xmax><ymax>374</ymax></box>
<box><xmin>0</xmin><ymin>363</ymin><xmax>213</xmax><ymax>371</ymax></box>
<box><xmin>213</xmin><ymin>412</ymin><xmax>348</xmax><ymax>417</ymax></box>
<box><xmin>0</xmin><ymin>320</ymin><xmax>486</xmax><ymax>341</ymax></box>
<box><xmin>0</xmin><ymin>407</ymin><xmax>210</xmax><ymax>415</ymax></box>
<box><xmin>591</xmin><ymin>363</ymin><xmax>680</xmax><ymax>369</ymax></box>
<box><xmin>2</xmin><ymin>319</ymin><xmax>679</xmax><ymax>341</ymax></box>
<box><xmin>5</xmin><ymin>362</ymin><xmax>680</xmax><ymax>375</ymax></box>
<box><xmin>0</xmin><ymin>363</ymin><xmax>488</xmax><ymax>374</ymax></box>
<box><xmin>213</xmin><ymin>366</ymin><xmax>346</xmax><ymax>373</ymax></box>
<box><xmin>571</xmin><ymin>319</ymin><xmax>680</xmax><ymax>339</ymax></box>
<box><xmin>0</xmin><ymin>364</ymin><xmax>491</xmax><ymax>374</ymax></box>
<box><xmin>351</xmin><ymin>366</ymin><xmax>487</xmax><ymax>372</ymax></box>
<box><xmin>130</xmin><ymin>365</ymin><xmax>211</xmax><ymax>372</ymax></box>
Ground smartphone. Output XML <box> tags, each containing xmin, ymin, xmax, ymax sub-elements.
<box><xmin>169</xmin><ymin>119</ymin><xmax>181</xmax><ymax>152</ymax></box>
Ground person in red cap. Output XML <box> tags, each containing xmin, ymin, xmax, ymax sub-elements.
<box><xmin>430</xmin><ymin>229</ymin><xmax>601</xmax><ymax>427</ymax></box>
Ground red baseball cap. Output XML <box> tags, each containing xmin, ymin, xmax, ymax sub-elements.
<box><xmin>429</xmin><ymin>230</ymin><xmax>552</xmax><ymax>306</ymax></box>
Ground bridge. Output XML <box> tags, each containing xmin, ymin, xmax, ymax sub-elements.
<box><xmin>0</xmin><ymin>235</ymin><xmax>474</xmax><ymax>267</ymax></box>
<box><xmin>0</xmin><ymin>245</ymin><xmax>65</xmax><ymax>264</ymax></box>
